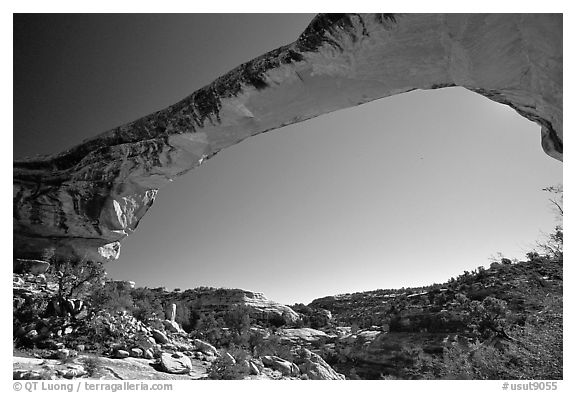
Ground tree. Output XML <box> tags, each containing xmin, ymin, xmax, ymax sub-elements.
<box><xmin>195</xmin><ymin>312</ymin><xmax>224</xmax><ymax>344</ymax></box>
<box><xmin>543</xmin><ymin>185</ymin><xmax>563</xmax><ymax>218</ymax></box>
<box><xmin>48</xmin><ymin>258</ymin><xmax>106</xmax><ymax>316</ymax></box>
<box><xmin>223</xmin><ymin>305</ymin><xmax>252</xmax><ymax>335</ymax></box>
<box><xmin>130</xmin><ymin>287</ymin><xmax>164</xmax><ymax>321</ymax></box>
<box><xmin>535</xmin><ymin>185</ymin><xmax>563</xmax><ymax>260</ymax></box>
<box><xmin>413</xmin><ymin>295</ymin><xmax>562</xmax><ymax>380</ymax></box>
<box><xmin>90</xmin><ymin>283</ymin><xmax>133</xmax><ymax>315</ymax></box>
<box><xmin>467</xmin><ymin>297</ymin><xmax>511</xmax><ymax>340</ymax></box>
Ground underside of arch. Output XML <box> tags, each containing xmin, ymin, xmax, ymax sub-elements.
<box><xmin>13</xmin><ymin>13</ymin><xmax>562</xmax><ymax>264</ymax></box>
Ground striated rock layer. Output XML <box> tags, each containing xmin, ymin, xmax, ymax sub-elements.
<box><xmin>163</xmin><ymin>288</ymin><xmax>300</xmax><ymax>324</ymax></box>
<box><xmin>13</xmin><ymin>14</ymin><xmax>563</xmax><ymax>263</ymax></box>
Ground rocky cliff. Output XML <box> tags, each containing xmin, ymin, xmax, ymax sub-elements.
<box><xmin>13</xmin><ymin>14</ymin><xmax>563</xmax><ymax>263</ymax></box>
<box><xmin>163</xmin><ymin>288</ymin><xmax>300</xmax><ymax>325</ymax></box>
<box><xmin>306</xmin><ymin>256</ymin><xmax>563</xmax><ymax>379</ymax></box>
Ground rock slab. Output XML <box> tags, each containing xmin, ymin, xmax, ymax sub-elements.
<box><xmin>159</xmin><ymin>352</ymin><xmax>192</xmax><ymax>374</ymax></box>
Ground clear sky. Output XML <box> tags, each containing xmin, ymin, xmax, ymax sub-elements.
<box><xmin>13</xmin><ymin>14</ymin><xmax>562</xmax><ymax>305</ymax></box>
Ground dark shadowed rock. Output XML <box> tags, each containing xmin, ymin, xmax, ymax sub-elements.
<box><xmin>13</xmin><ymin>259</ymin><xmax>50</xmax><ymax>275</ymax></box>
<box><xmin>113</xmin><ymin>349</ymin><xmax>130</xmax><ymax>359</ymax></box>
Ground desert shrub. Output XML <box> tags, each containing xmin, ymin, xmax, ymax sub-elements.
<box><xmin>14</xmin><ymin>297</ymin><xmax>50</xmax><ymax>324</ymax></box>
<box><xmin>207</xmin><ymin>347</ymin><xmax>252</xmax><ymax>380</ymax></box>
<box><xmin>261</xmin><ymin>313</ymin><xmax>287</xmax><ymax>329</ymax></box>
<box><xmin>410</xmin><ymin>296</ymin><xmax>562</xmax><ymax>380</ymax></box>
<box><xmin>252</xmin><ymin>333</ymin><xmax>295</xmax><ymax>361</ymax></box>
<box><xmin>130</xmin><ymin>287</ymin><xmax>165</xmax><ymax>321</ymax></box>
<box><xmin>502</xmin><ymin>294</ymin><xmax>562</xmax><ymax>379</ymax></box>
<box><xmin>81</xmin><ymin>356</ymin><xmax>104</xmax><ymax>377</ymax></box>
<box><xmin>223</xmin><ymin>305</ymin><xmax>252</xmax><ymax>335</ymax></box>
<box><xmin>175</xmin><ymin>308</ymin><xmax>200</xmax><ymax>333</ymax></box>
<box><xmin>89</xmin><ymin>284</ymin><xmax>133</xmax><ymax>315</ymax></box>
<box><xmin>532</xmin><ymin>185</ymin><xmax>563</xmax><ymax>261</ymax></box>
<box><xmin>80</xmin><ymin>310</ymin><xmax>145</xmax><ymax>352</ymax></box>
<box><xmin>48</xmin><ymin>259</ymin><xmax>106</xmax><ymax>304</ymax></box>
<box><xmin>192</xmin><ymin>311</ymin><xmax>228</xmax><ymax>345</ymax></box>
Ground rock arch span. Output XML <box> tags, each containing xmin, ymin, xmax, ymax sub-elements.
<box><xmin>13</xmin><ymin>13</ymin><xmax>562</xmax><ymax>264</ymax></box>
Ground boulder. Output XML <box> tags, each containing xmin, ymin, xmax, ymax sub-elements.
<box><xmin>23</xmin><ymin>329</ymin><xmax>38</xmax><ymax>340</ymax></box>
<box><xmin>235</xmin><ymin>359</ymin><xmax>261</xmax><ymax>375</ymax></box>
<box><xmin>131</xmin><ymin>334</ymin><xmax>154</xmax><ymax>351</ymax></box>
<box><xmin>223</xmin><ymin>352</ymin><xmax>236</xmax><ymax>365</ymax></box>
<box><xmin>261</xmin><ymin>355</ymin><xmax>300</xmax><ymax>377</ymax></box>
<box><xmin>13</xmin><ymin>370</ymin><xmax>43</xmax><ymax>380</ymax></box>
<box><xmin>163</xmin><ymin>319</ymin><xmax>183</xmax><ymax>333</ymax></box>
<box><xmin>248</xmin><ymin>360</ymin><xmax>261</xmax><ymax>375</ymax></box>
<box><xmin>161</xmin><ymin>343</ymin><xmax>178</xmax><ymax>351</ymax></box>
<box><xmin>193</xmin><ymin>339</ymin><xmax>218</xmax><ymax>356</ymax></box>
<box><xmin>112</xmin><ymin>349</ymin><xmax>130</xmax><ymax>359</ymax></box>
<box><xmin>130</xmin><ymin>348</ymin><xmax>144</xmax><ymax>358</ymax></box>
<box><xmin>294</xmin><ymin>348</ymin><xmax>345</xmax><ymax>380</ymax></box>
<box><xmin>151</xmin><ymin>329</ymin><xmax>170</xmax><ymax>344</ymax></box>
<box><xmin>176</xmin><ymin>342</ymin><xmax>194</xmax><ymax>352</ymax></box>
<box><xmin>159</xmin><ymin>352</ymin><xmax>192</xmax><ymax>374</ymax></box>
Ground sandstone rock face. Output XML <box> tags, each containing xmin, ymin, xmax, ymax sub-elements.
<box><xmin>277</xmin><ymin>327</ymin><xmax>334</xmax><ymax>345</ymax></box>
<box><xmin>166</xmin><ymin>288</ymin><xmax>300</xmax><ymax>324</ymax></box>
<box><xmin>13</xmin><ymin>14</ymin><xmax>562</xmax><ymax>263</ymax></box>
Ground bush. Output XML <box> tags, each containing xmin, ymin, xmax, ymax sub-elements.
<box><xmin>207</xmin><ymin>347</ymin><xmax>252</xmax><ymax>380</ymax></box>
<box><xmin>89</xmin><ymin>284</ymin><xmax>133</xmax><ymax>315</ymax></box>
<box><xmin>130</xmin><ymin>288</ymin><xmax>165</xmax><ymax>321</ymax></box>
<box><xmin>48</xmin><ymin>259</ymin><xmax>106</xmax><ymax>304</ymax></box>
<box><xmin>81</xmin><ymin>356</ymin><xmax>104</xmax><ymax>377</ymax></box>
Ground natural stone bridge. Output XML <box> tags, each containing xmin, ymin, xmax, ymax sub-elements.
<box><xmin>13</xmin><ymin>14</ymin><xmax>562</xmax><ymax>264</ymax></box>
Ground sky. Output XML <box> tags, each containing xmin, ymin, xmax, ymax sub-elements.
<box><xmin>13</xmin><ymin>14</ymin><xmax>563</xmax><ymax>305</ymax></box>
